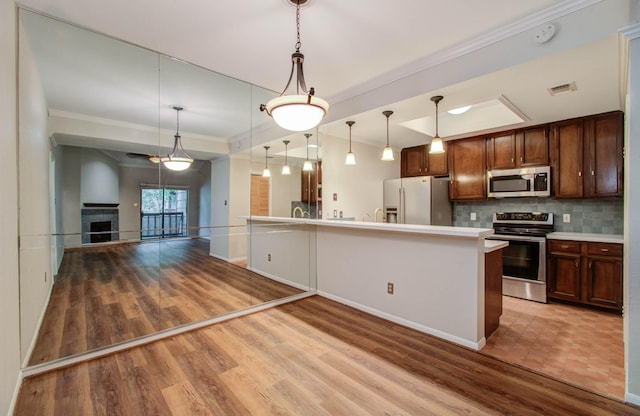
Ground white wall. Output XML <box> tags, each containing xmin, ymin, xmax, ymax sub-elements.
<box><xmin>18</xmin><ymin>20</ymin><xmax>54</xmax><ymax>365</ymax></box>
<box><xmin>198</xmin><ymin>161</ymin><xmax>212</xmax><ymax>237</ymax></box>
<box><xmin>0</xmin><ymin>1</ymin><xmax>22</xmax><ymax>413</ymax></box>
<box><xmin>229</xmin><ymin>157</ymin><xmax>251</xmax><ymax>261</ymax></box>
<box><xmin>321</xmin><ymin>134</ymin><xmax>399</xmax><ymax>220</ymax></box>
<box><xmin>81</xmin><ymin>148</ymin><xmax>119</xmax><ymax>204</ymax></box>
<box><xmin>61</xmin><ymin>146</ymin><xmax>82</xmax><ymax>246</ymax></box>
<box><xmin>270</xmin><ymin>163</ymin><xmax>302</xmax><ymax>217</ymax></box>
<box><xmin>623</xmin><ymin>21</ymin><xmax>640</xmax><ymax>406</ymax></box>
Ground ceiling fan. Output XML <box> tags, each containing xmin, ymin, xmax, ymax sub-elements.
<box><xmin>125</xmin><ymin>152</ymin><xmax>161</xmax><ymax>164</ymax></box>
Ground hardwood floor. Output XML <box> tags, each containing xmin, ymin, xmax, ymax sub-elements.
<box><xmin>16</xmin><ymin>296</ymin><xmax>640</xmax><ymax>415</ymax></box>
<box><xmin>28</xmin><ymin>238</ymin><xmax>302</xmax><ymax>365</ymax></box>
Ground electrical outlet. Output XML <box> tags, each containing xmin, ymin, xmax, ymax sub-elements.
<box><xmin>44</xmin><ymin>272</ymin><xmax>47</xmax><ymax>282</ymax></box>
<box><xmin>387</xmin><ymin>282</ymin><xmax>394</xmax><ymax>294</ymax></box>
<box><xmin>470</xmin><ymin>212</ymin><xmax>477</xmax><ymax>221</ymax></box>
<box><xmin>333</xmin><ymin>193</ymin><xmax>338</xmax><ymax>201</ymax></box>
<box><xmin>268</xmin><ymin>253</ymin><xmax>272</xmax><ymax>262</ymax></box>
<box><xmin>563</xmin><ymin>214</ymin><xmax>571</xmax><ymax>223</ymax></box>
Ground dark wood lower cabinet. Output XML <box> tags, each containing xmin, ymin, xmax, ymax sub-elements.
<box><xmin>547</xmin><ymin>239</ymin><xmax>622</xmax><ymax>312</ymax></box>
<box><xmin>485</xmin><ymin>249</ymin><xmax>503</xmax><ymax>338</ymax></box>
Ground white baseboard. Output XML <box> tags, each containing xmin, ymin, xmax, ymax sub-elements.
<box><xmin>317</xmin><ymin>291</ymin><xmax>484</xmax><ymax>351</ymax></box>
<box><xmin>209</xmin><ymin>253</ymin><xmax>247</xmax><ymax>264</ymax></box>
<box><xmin>21</xmin><ymin>278</ymin><xmax>55</xmax><ymax>368</ymax></box>
<box><xmin>626</xmin><ymin>391</ymin><xmax>640</xmax><ymax>406</ymax></box>
<box><xmin>247</xmin><ymin>267</ymin><xmax>313</xmax><ymax>292</ymax></box>
<box><xmin>8</xmin><ymin>370</ymin><xmax>23</xmax><ymax>416</ymax></box>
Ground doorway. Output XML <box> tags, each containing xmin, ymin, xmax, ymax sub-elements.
<box><xmin>140</xmin><ymin>187</ymin><xmax>189</xmax><ymax>238</ymax></box>
<box><xmin>250</xmin><ymin>174</ymin><xmax>270</xmax><ymax>216</ymax></box>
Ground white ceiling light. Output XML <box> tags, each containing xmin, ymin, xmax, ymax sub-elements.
<box><xmin>381</xmin><ymin>110</ymin><xmax>394</xmax><ymax>161</ymax></box>
<box><xmin>282</xmin><ymin>140</ymin><xmax>291</xmax><ymax>175</ymax></box>
<box><xmin>345</xmin><ymin>121</ymin><xmax>356</xmax><ymax>166</ymax></box>
<box><xmin>162</xmin><ymin>106</ymin><xmax>193</xmax><ymax>171</ymax></box>
<box><xmin>429</xmin><ymin>96</ymin><xmax>445</xmax><ymax>155</ymax></box>
<box><xmin>262</xmin><ymin>146</ymin><xmax>271</xmax><ymax>177</ymax></box>
<box><xmin>259</xmin><ymin>0</ymin><xmax>328</xmax><ymax>132</ymax></box>
<box><xmin>448</xmin><ymin>105</ymin><xmax>471</xmax><ymax>115</ymax></box>
<box><xmin>302</xmin><ymin>133</ymin><xmax>314</xmax><ymax>171</ymax></box>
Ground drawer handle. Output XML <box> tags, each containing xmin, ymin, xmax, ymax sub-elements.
<box><xmin>561</xmin><ymin>245</ymin><xmax>569</xmax><ymax>249</ymax></box>
<box><xmin>600</xmin><ymin>248</ymin><xmax>609</xmax><ymax>252</ymax></box>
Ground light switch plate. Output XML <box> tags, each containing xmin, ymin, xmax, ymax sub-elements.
<box><xmin>563</xmin><ymin>214</ymin><xmax>571</xmax><ymax>223</ymax></box>
<box><xmin>470</xmin><ymin>212</ymin><xmax>477</xmax><ymax>221</ymax></box>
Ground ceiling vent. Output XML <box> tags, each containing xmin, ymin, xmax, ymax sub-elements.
<box><xmin>548</xmin><ymin>82</ymin><xmax>577</xmax><ymax>96</ymax></box>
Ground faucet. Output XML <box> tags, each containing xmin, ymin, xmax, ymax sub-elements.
<box><xmin>293</xmin><ymin>207</ymin><xmax>303</xmax><ymax>218</ymax></box>
<box><xmin>362</xmin><ymin>213</ymin><xmax>371</xmax><ymax>222</ymax></box>
<box><xmin>374</xmin><ymin>208</ymin><xmax>384</xmax><ymax>222</ymax></box>
<box><xmin>303</xmin><ymin>211</ymin><xmax>310</xmax><ymax>218</ymax></box>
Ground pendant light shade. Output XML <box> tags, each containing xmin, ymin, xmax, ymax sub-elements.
<box><xmin>162</xmin><ymin>106</ymin><xmax>194</xmax><ymax>171</ymax></box>
<box><xmin>262</xmin><ymin>146</ymin><xmax>271</xmax><ymax>177</ymax></box>
<box><xmin>345</xmin><ymin>121</ymin><xmax>356</xmax><ymax>166</ymax></box>
<box><xmin>282</xmin><ymin>140</ymin><xmax>291</xmax><ymax>175</ymax></box>
<box><xmin>302</xmin><ymin>133</ymin><xmax>314</xmax><ymax>171</ymax></box>
<box><xmin>381</xmin><ymin>110</ymin><xmax>394</xmax><ymax>161</ymax></box>
<box><xmin>259</xmin><ymin>0</ymin><xmax>328</xmax><ymax>132</ymax></box>
<box><xmin>429</xmin><ymin>96</ymin><xmax>445</xmax><ymax>155</ymax></box>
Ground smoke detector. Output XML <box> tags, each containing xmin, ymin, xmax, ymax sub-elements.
<box><xmin>547</xmin><ymin>82</ymin><xmax>577</xmax><ymax>96</ymax></box>
<box><xmin>534</xmin><ymin>23</ymin><xmax>557</xmax><ymax>44</ymax></box>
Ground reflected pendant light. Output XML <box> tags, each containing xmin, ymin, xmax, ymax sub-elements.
<box><xmin>302</xmin><ymin>133</ymin><xmax>313</xmax><ymax>171</ymax></box>
<box><xmin>262</xmin><ymin>146</ymin><xmax>271</xmax><ymax>177</ymax></box>
<box><xmin>381</xmin><ymin>110</ymin><xmax>394</xmax><ymax>161</ymax></box>
<box><xmin>282</xmin><ymin>140</ymin><xmax>291</xmax><ymax>175</ymax></box>
<box><xmin>259</xmin><ymin>0</ymin><xmax>329</xmax><ymax>132</ymax></box>
<box><xmin>162</xmin><ymin>106</ymin><xmax>194</xmax><ymax>171</ymax></box>
<box><xmin>429</xmin><ymin>95</ymin><xmax>445</xmax><ymax>154</ymax></box>
<box><xmin>345</xmin><ymin>121</ymin><xmax>356</xmax><ymax>165</ymax></box>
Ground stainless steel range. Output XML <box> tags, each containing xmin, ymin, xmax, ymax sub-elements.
<box><xmin>487</xmin><ymin>212</ymin><xmax>554</xmax><ymax>303</ymax></box>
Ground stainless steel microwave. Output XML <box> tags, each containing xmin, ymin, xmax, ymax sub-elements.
<box><xmin>487</xmin><ymin>166</ymin><xmax>551</xmax><ymax>198</ymax></box>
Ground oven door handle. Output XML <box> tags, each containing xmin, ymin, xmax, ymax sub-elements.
<box><xmin>487</xmin><ymin>234</ymin><xmax>546</xmax><ymax>242</ymax></box>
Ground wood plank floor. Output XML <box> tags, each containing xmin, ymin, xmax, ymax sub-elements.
<box><xmin>28</xmin><ymin>238</ymin><xmax>302</xmax><ymax>365</ymax></box>
<box><xmin>15</xmin><ymin>296</ymin><xmax>640</xmax><ymax>415</ymax></box>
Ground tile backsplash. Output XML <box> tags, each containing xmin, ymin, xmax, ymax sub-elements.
<box><xmin>453</xmin><ymin>198</ymin><xmax>623</xmax><ymax>235</ymax></box>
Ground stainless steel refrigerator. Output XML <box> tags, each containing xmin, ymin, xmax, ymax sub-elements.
<box><xmin>383</xmin><ymin>176</ymin><xmax>452</xmax><ymax>225</ymax></box>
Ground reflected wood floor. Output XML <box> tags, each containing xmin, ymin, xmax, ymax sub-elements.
<box><xmin>16</xmin><ymin>296</ymin><xmax>640</xmax><ymax>415</ymax></box>
<box><xmin>28</xmin><ymin>238</ymin><xmax>302</xmax><ymax>365</ymax></box>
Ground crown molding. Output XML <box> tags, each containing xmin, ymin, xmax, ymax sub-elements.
<box><xmin>620</xmin><ymin>21</ymin><xmax>640</xmax><ymax>40</ymax></box>
<box><xmin>329</xmin><ymin>0</ymin><xmax>602</xmax><ymax>104</ymax></box>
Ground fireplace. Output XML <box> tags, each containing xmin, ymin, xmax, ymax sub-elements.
<box><xmin>81</xmin><ymin>205</ymin><xmax>119</xmax><ymax>244</ymax></box>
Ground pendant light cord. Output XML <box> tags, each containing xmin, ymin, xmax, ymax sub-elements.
<box><xmin>295</xmin><ymin>1</ymin><xmax>301</xmax><ymax>51</ymax></box>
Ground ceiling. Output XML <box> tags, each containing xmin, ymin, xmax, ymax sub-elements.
<box><xmin>18</xmin><ymin>0</ymin><xmax>628</xmax><ymax>162</ymax></box>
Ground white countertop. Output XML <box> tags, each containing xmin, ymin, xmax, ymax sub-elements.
<box><xmin>484</xmin><ymin>240</ymin><xmax>509</xmax><ymax>253</ymax></box>
<box><xmin>245</xmin><ymin>216</ymin><xmax>494</xmax><ymax>238</ymax></box>
<box><xmin>547</xmin><ymin>232</ymin><xmax>623</xmax><ymax>244</ymax></box>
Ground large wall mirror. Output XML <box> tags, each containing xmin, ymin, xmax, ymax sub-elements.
<box><xmin>18</xmin><ymin>8</ymin><xmax>317</xmax><ymax>369</ymax></box>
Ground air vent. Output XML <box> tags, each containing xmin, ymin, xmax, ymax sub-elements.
<box><xmin>548</xmin><ymin>82</ymin><xmax>577</xmax><ymax>96</ymax></box>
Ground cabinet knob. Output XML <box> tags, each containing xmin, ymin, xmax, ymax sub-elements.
<box><xmin>561</xmin><ymin>245</ymin><xmax>569</xmax><ymax>249</ymax></box>
<box><xmin>575</xmin><ymin>260</ymin><xmax>580</xmax><ymax>268</ymax></box>
<box><xmin>520</xmin><ymin>156</ymin><xmax>523</xmax><ymax>163</ymax></box>
<box><xmin>589</xmin><ymin>260</ymin><xmax>593</xmax><ymax>269</ymax></box>
<box><xmin>578</xmin><ymin>171</ymin><xmax>582</xmax><ymax>177</ymax></box>
<box><xmin>591</xmin><ymin>170</ymin><xmax>595</xmax><ymax>176</ymax></box>
<box><xmin>511</xmin><ymin>158</ymin><xmax>514</xmax><ymax>163</ymax></box>
<box><xmin>601</xmin><ymin>248</ymin><xmax>609</xmax><ymax>252</ymax></box>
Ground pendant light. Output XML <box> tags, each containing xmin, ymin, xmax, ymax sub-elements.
<box><xmin>381</xmin><ymin>110</ymin><xmax>394</xmax><ymax>161</ymax></box>
<box><xmin>162</xmin><ymin>106</ymin><xmax>194</xmax><ymax>171</ymax></box>
<box><xmin>282</xmin><ymin>140</ymin><xmax>291</xmax><ymax>175</ymax></box>
<box><xmin>429</xmin><ymin>95</ymin><xmax>445</xmax><ymax>154</ymax></box>
<box><xmin>259</xmin><ymin>0</ymin><xmax>329</xmax><ymax>132</ymax></box>
<box><xmin>345</xmin><ymin>121</ymin><xmax>356</xmax><ymax>165</ymax></box>
<box><xmin>262</xmin><ymin>146</ymin><xmax>271</xmax><ymax>177</ymax></box>
<box><xmin>302</xmin><ymin>133</ymin><xmax>313</xmax><ymax>171</ymax></box>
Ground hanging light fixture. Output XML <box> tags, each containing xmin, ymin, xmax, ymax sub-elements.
<box><xmin>282</xmin><ymin>140</ymin><xmax>291</xmax><ymax>175</ymax></box>
<box><xmin>302</xmin><ymin>133</ymin><xmax>314</xmax><ymax>171</ymax></box>
<box><xmin>162</xmin><ymin>106</ymin><xmax>194</xmax><ymax>171</ymax></box>
<box><xmin>429</xmin><ymin>95</ymin><xmax>445</xmax><ymax>154</ymax></box>
<box><xmin>262</xmin><ymin>146</ymin><xmax>271</xmax><ymax>177</ymax></box>
<box><xmin>345</xmin><ymin>121</ymin><xmax>356</xmax><ymax>166</ymax></box>
<box><xmin>259</xmin><ymin>0</ymin><xmax>329</xmax><ymax>132</ymax></box>
<box><xmin>381</xmin><ymin>110</ymin><xmax>394</xmax><ymax>161</ymax></box>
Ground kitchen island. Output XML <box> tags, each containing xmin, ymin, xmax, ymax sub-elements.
<box><xmin>245</xmin><ymin>216</ymin><xmax>502</xmax><ymax>350</ymax></box>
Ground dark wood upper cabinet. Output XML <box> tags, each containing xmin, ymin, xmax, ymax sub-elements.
<box><xmin>400</xmin><ymin>143</ymin><xmax>448</xmax><ymax>177</ymax></box>
<box><xmin>550</xmin><ymin>111</ymin><xmax>623</xmax><ymax>199</ymax></box>
<box><xmin>486</xmin><ymin>126</ymin><xmax>548</xmax><ymax>170</ymax></box>
<box><xmin>449</xmin><ymin>137</ymin><xmax>486</xmax><ymax>201</ymax></box>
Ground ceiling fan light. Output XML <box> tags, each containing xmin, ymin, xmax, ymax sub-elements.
<box><xmin>381</xmin><ymin>146</ymin><xmax>394</xmax><ymax>161</ymax></box>
<box><xmin>266</xmin><ymin>95</ymin><xmax>329</xmax><ymax>131</ymax></box>
<box><xmin>282</xmin><ymin>164</ymin><xmax>291</xmax><ymax>175</ymax></box>
<box><xmin>148</xmin><ymin>155</ymin><xmax>161</xmax><ymax>164</ymax></box>
<box><xmin>429</xmin><ymin>137</ymin><xmax>445</xmax><ymax>154</ymax></box>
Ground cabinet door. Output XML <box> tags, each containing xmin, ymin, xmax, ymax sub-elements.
<box><xmin>401</xmin><ymin>146</ymin><xmax>426</xmax><ymax>177</ymax></box>
<box><xmin>550</xmin><ymin>119</ymin><xmax>584</xmax><ymax>198</ymax></box>
<box><xmin>449</xmin><ymin>137</ymin><xmax>486</xmax><ymax>200</ymax></box>
<box><xmin>486</xmin><ymin>133</ymin><xmax>516</xmax><ymax>170</ymax></box>
<box><xmin>548</xmin><ymin>252</ymin><xmax>581</xmax><ymax>301</ymax></box>
<box><xmin>517</xmin><ymin>126</ymin><xmax>548</xmax><ymax>167</ymax></box>
<box><xmin>301</xmin><ymin>168</ymin><xmax>318</xmax><ymax>204</ymax></box>
<box><xmin>584</xmin><ymin>112</ymin><xmax>623</xmax><ymax>198</ymax></box>
<box><xmin>426</xmin><ymin>142</ymin><xmax>448</xmax><ymax>175</ymax></box>
<box><xmin>585</xmin><ymin>254</ymin><xmax>622</xmax><ymax>311</ymax></box>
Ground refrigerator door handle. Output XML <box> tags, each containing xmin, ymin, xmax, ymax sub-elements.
<box><xmin>401</xmin><ymin>188</ymin><xmax>406</xmax><ymax>224</ymax></box>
